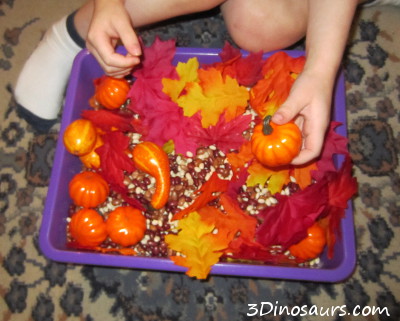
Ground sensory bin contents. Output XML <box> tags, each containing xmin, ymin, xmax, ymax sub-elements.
<box><xmin>64</xmin><ymin>39</ymin><xmax>357</xmax><ymax>279</ymax></box>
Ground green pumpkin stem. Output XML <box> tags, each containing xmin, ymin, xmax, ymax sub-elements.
<box><xmin>262</xmin><ymin>115</ymin><xmax>273</xmax><ymax>136</ymax></box>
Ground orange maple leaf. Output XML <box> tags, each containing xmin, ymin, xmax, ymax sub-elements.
<box><xmin>250</xmin><ymin>52</ymin><xmax>305</xmax><ymax>118</ymax></box>
<box><xmin>199</xmin><ymin>194</ymin><xmax>257</xmax><ymax>242</ymax></box>
<box><xmin>292</xmin><ymin>162</ymin><xmax>318</xmax><ymax>190</ymax></box>
<box><xmin>226</xmin><ymin>140</ymin><xmax>254</xmax><ymax>172</ymax></box>
<box><xmin>172</xmin><ymin>172</ymin><xmax>230</xmax><ymax>220</ymax></box>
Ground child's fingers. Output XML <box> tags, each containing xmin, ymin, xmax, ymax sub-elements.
<box><xmin>87</xmin><ymin>35</ymin><xmax>139</xmax><ymax>75</ymax></box>
<box><xmin>118</xmin><ymin>26</ymin><xmax>142</xmax><ymax>58</ymax></box>
<box><xmin>290</xmin><ymin>120</ymin><xmax>327</xmax><ymax>165</ymax></box>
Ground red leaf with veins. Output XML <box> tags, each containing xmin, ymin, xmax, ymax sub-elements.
<box><xmin>256</xmin><ymin>178</ymin><xmax>329</xmax><ymax>249</ymax></box>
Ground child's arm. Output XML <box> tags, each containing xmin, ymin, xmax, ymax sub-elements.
<box><xmin>272</xmin><ymin>0</ymin><xmax>359</xmax><ymax>165</ymax></box>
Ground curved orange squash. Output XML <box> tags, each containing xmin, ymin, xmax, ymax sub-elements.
<box><xmin>132</xmin><ymin>141</ymin><xmax>171</xmax><ymax>209</ymax></box>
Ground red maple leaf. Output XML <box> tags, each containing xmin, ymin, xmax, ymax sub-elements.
<box><xmin>315</xmin><ymin>122</ymin><xmax>349</xmax><ymax>175</ymax></box>
<box><xmin>81</xmin><ymin>109</ymin><xmax>134</xmax><ymax>132</ymax></box>
<box><xmin>321</xmin><ymin>155</ymin><xmax>358</xmax><ymax>258</ymax></box>
<box><xmin>185</xmin><ymin>113</ymin><xmax>252</xmax><ymax>154</ymax></box>
<box><xmin>222</xmin><ymin>239</ymin><xmax>295</xmax><ymax>264</ymax></box>
<box><xmin>208</xmin><ymin>42</ymin><xmax>264</xmax><ymax>87</ymax></box>
<box><xmin>132</xmin><ymin>37</ymin><xmax>177</xmax><ymax>80</ymax></box>
<box><xmin>127</xmin><ymin>37</ymin><xmax>178</xmax><ymax>127</ymax></box>
<box><xmin>256</xmin><ymin>178</ymin><xmax>329</xmax><ymax>249</ymax></box>
<box><xmin>96</xmin><ymin>131</ymin><xmax>135</xmax><ymax>189</ymax></box>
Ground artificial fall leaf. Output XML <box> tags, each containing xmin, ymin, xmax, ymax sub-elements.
<box><xmin>250</xmin><ymin>52</ymin><xmax>305</xmax><ymax>118</ymax></box>
<box><xmin>137</xmin><ymin>96</ymin><xmax>197</xmax><ymax>154</ymax></box>
<box><xmin>199</xmin><ymin>194</ymin><xmax>257</xmax><ymax>243</ymax></box>
<box><xmin>256</xmin><ymin>177</ymin><xmax>329</xmax><ymax>249</ymax></box>
<box><xmin>291</xmin><ymin>161</ymin><xmax>318</xmax><ymax>190</ymax></box>
<box><xmin>246</xmin><ymin>161</ymin><xmax>291</xmax><ymax>195</ymax></box>
<box><xmin>81</xmin><ymin>109</ymin><xmax>134</xmax><ymax>132</ymax></box>
<box><xmin>262</xmin><ymin>51</ymin><xmax>305</xmax><ymax>77</ymax></box>
<box><xmin>185</xmin><ymin>112</ymin><xmax>252</xmax><ymax>154</ymax></box>
<box><xmin>177</xmin><ymin>68</ymin><xmax>249</xmax><ymax>127</ymax></box>
<box><xmin>226</xmin><ymin>140</ymin><xmax>254</xmax><ymax>173</ymax></box>
<box><xmin>207</xmin><ymin>42</ymin><xmax>264</xmax><ymax>87</ymax></box>
<box><xmin>322</xmin><ymin>156</ymin><xmax>358</xmax><ymax>258</ymax></box>
<box><xmin>176</xmin><ymin>81</ymin><xmax>207</xmax><ymax>118</ymax></box>
<box><xmin>327</xmin><ymin>155</ymin><xmax>358</xmax><ymax>209</ymax></box>
<box><xmin>165</xmin><ymin>211</ymin><xmax>231</xmax><ymax>279</ymax></box>
<box><xmin>315</xmin><ymin>122</ymin><xmax>350</xmax><ymax>175</ymax></box>
<box><xmin>172</xmin><ymin>172</ymin><xmax>230</xmax><ymax>221</ymax></box>
<box><xmin>198</xmin><ymin>68</ymin><xmax>249</xmax><ymax>122</ymax></box>
<box><xmin>222</xmin><ymin>239</ymin><xmax>296</xmax><ymax>265</ymax></box>
<box><xmin>219</xmin><ymin>193</ymin><xmax>258</xmax><ymax>241</ymax></box>
<box><xmin>126</xmin><ymin>39</ymin><xmax>198</xmax><ymax>154</ymax></box>
<box><xmin>127</xmin><ymin>37</ymin><xmax>178</xmax><ymax>122</ymax></box>
<box><xmin>162</xmin><ymin>57</ymin><xmax>199</xmax><ymax>101</ymax></box>
<box><xmin>109</xmin><ymin>183</ymin><xmax>145</xmax><ymax>211</ymax></box>
<box><xmin>96</xmin><ymin>131</ymin><xmax>135</xmax><ymax>189</ymax></box>
<box><xmin>131</xmin><ymin>37</ymin><xmax>177</xmax><ymax>81</ymax></box>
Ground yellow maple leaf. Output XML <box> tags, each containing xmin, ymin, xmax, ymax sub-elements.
<box><xmin>165</xmin><ymin>211</ymin><xmax>230</xmax><ymax>279</ymax></box>
<box><xmin>162</xmin><ymin>57</ymin><xmax>199</xmax><ymax>101</ymax></box>
<box><xmin>246</xmin><ymin>161</ymin><xmax>291</xmax><ymax>195</ymax></box>
<box><xmin>176</xmin><ymin>81</ymin><xmax>207</xmax><ymax>118</ymax></box>
<box><xmin>177</xmin><ymin>67</ymin><xmax>249</xmax><ymax>128</ymax></box>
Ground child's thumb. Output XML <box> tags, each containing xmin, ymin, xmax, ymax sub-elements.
<box><xmin>271</xmin><ymin>104</ymin><xmax>298</xmax><ymax>125</ymax></box>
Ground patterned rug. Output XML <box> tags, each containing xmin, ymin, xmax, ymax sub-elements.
<box><xmin>1</xmin><ymin>1</ymin><xmax>399</xmax><ymax>320</ymax></box>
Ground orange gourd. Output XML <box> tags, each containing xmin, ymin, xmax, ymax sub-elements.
<box><xmin>63</xmin><ymin>119</ymin><xmax>98</xmax><ymax>156</ymax></box>
<box><xmin>69</xmin><ymin>208</ymin><xmax>108</xmax><ymax>247</ymax></box>
<box><xmin>69</xmin><ymin>171</ymin><xmax>109</xmax><ymax>208</ymax></box>
<box><xmin>94</xmin><ymin>76</ymin><xmax>130</xmax><ymax>110</ymax></box>
<box><xmin>289</xmin><ymin>222</ymin><xmax>327</xmax><ymax>261</ymax></box>
<box><xmin>79</xmin><ymin>134</ymin><xmax>104</xmax><ymax>169</ymax></box>
<box><xmin>251</xmin><ymin>115</ymin><xmax>302</xmax><ymax>167</ymax></box>
<box><xmin>132</xmin><ymin>141</ymin><xmax>171</xmax><ymax>209</ymax></box>
<box><xmin>106</xmin><ymin>206</ymin><xmax>146</xmax><ymax>247</ymax></box>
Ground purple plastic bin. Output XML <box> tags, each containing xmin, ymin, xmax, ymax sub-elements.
<box><xmin>39</xmin><ymin>47</ymin><xmax>356</xmax><ymax>281</ymax></box>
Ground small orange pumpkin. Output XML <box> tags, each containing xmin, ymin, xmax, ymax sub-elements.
<box><xmin>69</xmin><ymin>208</ymin><xmax>108</xmax><ymax>247</ymax></box>
<box><xmin>79</xmin><ymin>134</ymin><xmax>104</xmax><ymax>169</ymax></box>
<box><xmin>106</xmin><ymin>206</ymin><xmax>147</xmax><ymax>247</ymax></box>
<box><xmin>251</xmin><ymin>116</ymin><xmax>302</xmax><ymax>167</ymax></box>
<box><xmin>69</xmin><ymin>171</ymin><xmax>109</xmax><ymax>208</ymax></box>
<box><xmin>63</xmin><ymin>119</ymin><xmax>98</xmax><ymax>156</ymax></box>
<box><xmin>132</xmin><ymin>142</ymin><xmax>171</xmax><ymax>209</ymax></box>
<box><xmin>94</xmin><ymin>76</ymin><xmax>130</xmax><ymax>110</ymax></box>
<box><xmin>289</xmin><ymin>222</ymin><xmax>327</xmax><ymax>261</ymax></box>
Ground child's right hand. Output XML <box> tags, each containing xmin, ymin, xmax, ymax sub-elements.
<box><xmin>271</xmin><ymin>67</ymin><xmax>334</xmax><ymax>165</ymax></box>
<box><xmin>86</xmin><ymin>0</ymin><xmax>142</xmax><ymax>78</ymax></box>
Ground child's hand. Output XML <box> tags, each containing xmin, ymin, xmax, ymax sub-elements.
<box><xmin>271</xmin><ymin>69</ymin><xmax>333</xmax><ymax>165</ymax></box>
<box><xmin>86</xmin><ymin>0</ymin><xmax>141</xmax><ymax>78</ymax></box>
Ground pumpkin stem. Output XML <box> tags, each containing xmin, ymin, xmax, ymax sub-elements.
<box><xmin>262</xmin><ymin>115</ymin><xmax>273</xmax><ymax>136</ymax></box>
